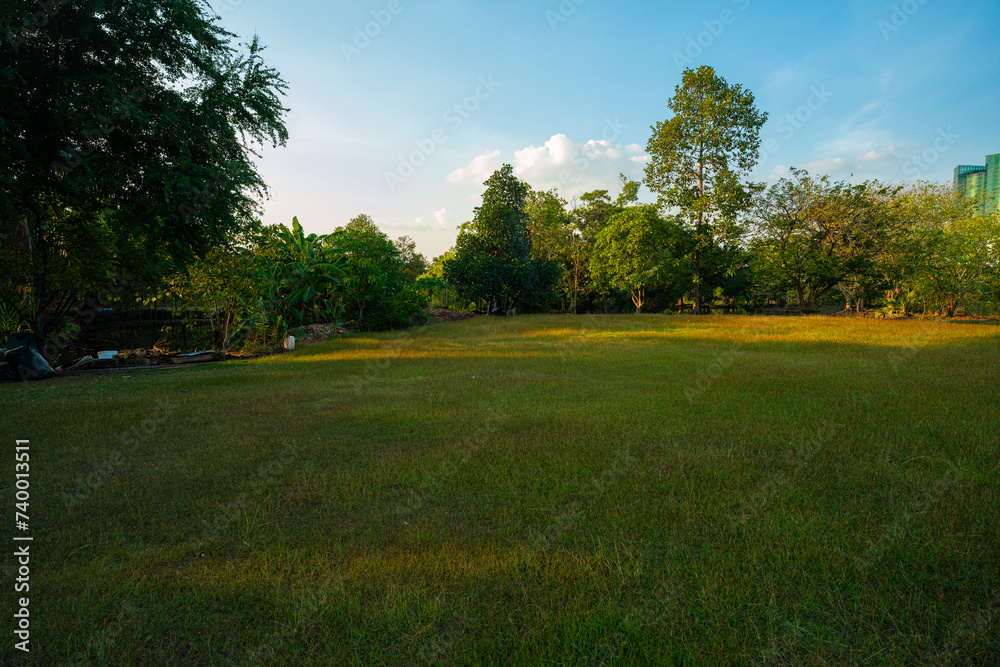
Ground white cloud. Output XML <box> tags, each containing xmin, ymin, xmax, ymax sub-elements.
<box><xmin>433</xmin><ymin>208</ymin><xmax>453</xmax><ymax>228</ymax></box>
<box><xmin>512</xmin><ymin>134</ymin><xmax>648</xmax><ymax>198</ymax></box>
<box><xmin>515</xmin><ymin>134</ymin><xmax>577</xmax><ymax>171</ymax></box>
<box><xmin>770</xmin><ymin>165</ymin><xmax>792</xmax><ymax>180</ymax></box>
<box><xmin>448</xmin><ymin>133</ymin><xmax>650</xmax><ymax>201</ymax></box>
<box><xmin>446</xmin><ymin>135</ymin><xmax>649</xmax><ymax>201</ymax></box>
<box><xmin>446</xmin><ymin>150</ymin><xmax>501</xmax><ymax>186</ymax></box>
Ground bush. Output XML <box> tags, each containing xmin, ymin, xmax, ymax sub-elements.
<box><xmin>364</xmin><ymin>287</ymin><xmax>430</xmax><ymax>331</ymax></box>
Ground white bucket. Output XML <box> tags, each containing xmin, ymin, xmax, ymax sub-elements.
<box><xmin>284</xmin><ymin>336</ymin><xmax>295</xmax><ymax>351</ymax></box>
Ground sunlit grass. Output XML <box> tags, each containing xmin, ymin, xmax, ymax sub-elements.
<box><xmin>2</xmin><ymin>315</ymin><xmax>999</xmax><ymax>664</ymax></box>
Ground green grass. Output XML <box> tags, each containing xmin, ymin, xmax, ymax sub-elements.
<box><xmin>2</xmin><ymin>315</ymin><xmax>999</xmax><ymax>665</ymax></box>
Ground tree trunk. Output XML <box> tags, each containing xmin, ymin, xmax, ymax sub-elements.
<box><xmin>694</xmin><ymin>147</ymin><xmax>704</xmax><ymax>316</ymax></box>
<box><xmin>693</xmin><ymin>248</ymin><xmax>701</xmax><ymax>315</ymax></box>
<box><xmin>222</xmin><ymin>312</ymin><xmax>231</xmax><ymax>353</ymax></box>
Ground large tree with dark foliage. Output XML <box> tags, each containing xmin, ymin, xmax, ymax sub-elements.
<box><xmin>445</xmin><ymin>165</ymin><xmax>558</xmax><ymax>314</ymax></box>
<box><xmin>645</xmin><ymin>66</ymin><xmax>766</xmax><ymax>314</ymax></box>
<box><xmin>0</xmin><ymin>0</ymin><xmax>288</xmax><ymax>352</ymax></box>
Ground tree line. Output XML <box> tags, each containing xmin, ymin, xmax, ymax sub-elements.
<box><xmin>436</xmin><ymin>165</ymin><xmax>999</xmax><ymax>319</ymax></box>
<box><xmin>2</xmin><ymin>0</ymin><xmax>997</xmax><ymax>363</ymax></box>
<box><xmin>161</xmin><ymin>215</ymin><xmax>434</xmax><ymax>353</ymax></box>
<box><xmin>435</xmin><ymin>66</ymin><xmax>999</xmax><ymax>319</ymax></box>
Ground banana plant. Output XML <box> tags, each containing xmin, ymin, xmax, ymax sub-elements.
<box><xmin>275</xmin><ymin>217</ymin><xmax>346</xmax><ymax>325</ymax></box>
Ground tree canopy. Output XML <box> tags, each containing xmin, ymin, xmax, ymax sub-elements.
<box><xmin>645</xmin><ymin>65</ymin><xmax>766</xmax><ymax>314</ymax></box>
<box><xmin>0</xmin><ymin>0</ymin><xmax>288</xmax><ymax>346</ymax></box>
<box><xmin>445</xmin><ymin>165</ymin><xmax>558</xmax><ymax>313</ymax></box>
<box><xmin>749</xmin><ymin>169</ymin><xmax>893</xmax><ymax>312</ymax></box>
<box><xmin>589</xmin><ymin>205</ymin><xmax>688</xmax><ymax>313</ymax></box>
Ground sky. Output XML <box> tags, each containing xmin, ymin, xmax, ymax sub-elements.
<box><xmin>209</xmin><ymin>0</ymin><xmax>1000</xmax><ymax>258</ymax></box>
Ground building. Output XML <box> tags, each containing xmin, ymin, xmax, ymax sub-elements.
<box><xmin>954</xmin><ymin>153</ymin><xmax>1000</xmax><ymax>215</ymax></box>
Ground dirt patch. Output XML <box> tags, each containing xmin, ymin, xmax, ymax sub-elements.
<box><xmin>295</xmin><ymin>310</ymin><xmax>476</xmax><ymax>344</ymax></box>
<box><xmin>428</xmin><ymin>308</ymin><xmax>476</xmax><ymax>324</ymax></box>
<box><xmin>296</xmin><ymin>323</ymin><xmax>350</xmax><ymax>343</ymax></box>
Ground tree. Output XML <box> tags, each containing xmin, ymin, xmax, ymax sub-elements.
<box><xmin>750</xmin><ymin>169</ymin><xmax>891</xmax><ymax>312</ymax></box>
<box><xmin>615</xmin><ymin>173</ymin><xmax>642</xmax><ymax>208</ymax></box>
<box><xmin>394</xmin><ymin>235</ymin><xmax>429</xmax><ymax>282</ymax></box>
<box><xmin>573</xmin><ymin>190</ymin><xmax>618</xmax><ymax>242</ymax></box>
<box><xmin>526</xmin><ymin>190</ymin><xmax>572</xmax><ymax>265</ymax></box>
<box><xmin>913</xmin><ymin>203</ymin><xmax>1000</xmax><ymax>317</ymax></box>
<box><xmin>0</xmin><ymin>0</ymin><xmax>288</xmax><ymax>355</ymax></box>
<box><xmin>444</xmin><ymin>165</ymin><xmax>558</xmax><ymax>313</ymax></box>
<box><xmin>330</xmin><ymin>223</ymin><xmax>405</xmax><ymax>327</ymax></box>
<box><xmin>169</xmin><ymin>248</ymin><xmax>267</xmax><ymax>353</ymax></box>
<box><xmin>645</xmin><ymin>66</ymin><xmax>766</xmax><ymax>314</ymax></box>
<box><xmin>589</xmin><ymin>206</ymin><xmax>684</xmax><ymax>313</ymax></box>
<box><xmin>526</xmin><ymin>189</ymin><xmax>599</xmax><ymax>314</ymax></box>
<box><xmin>345</xmin><ymin>213</ymin><xmax>379</xmax><ymax>233</ymax></box>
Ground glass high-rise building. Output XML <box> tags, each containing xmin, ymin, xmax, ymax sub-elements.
<box><xmin>955</xmin><ymin>153</ymin><xmax>1000</xmax><ymax>215</ymax></box>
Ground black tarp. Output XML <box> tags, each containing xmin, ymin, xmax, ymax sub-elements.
<box><xmin>0</xmin><ymin>346</ymin><xmax>57</xmax><ymax>381</ymax></box>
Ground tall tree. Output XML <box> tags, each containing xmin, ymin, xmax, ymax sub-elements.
<box><xmin>644</xmin><ymin>66</ymin><xmax>766</xmax><ymax>314</ymax></box>
<box><xmin>526</xmin><ymin>189</ymin><xmax>591</xmax><ymax>313</ymax></box>
<box><xmin>0</xmin><ymin>0</ymin><xmax>288</xmax><ymax>352</ymax></box>
<box><xmin>345</xmin><ymin>213</ymin><xmax>379</xmax><ymax>233</ymax></box>
<box><xmin>526</xmin><ymin>189</ymin><xmax>572</xmax><ymax>265</ymax></box>
<box><xmin>573</xmin><ymin>190</ymin><xmax>617</xmax><ymax>242</ymax></box>
<box><xmin>445</xmin><ymin>165</ymin><xmax>557</xmax><ymax>313</ymax></box>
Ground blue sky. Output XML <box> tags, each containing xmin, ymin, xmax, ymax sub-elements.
<box><xmin>210</xmin><ymin>0</ymin><xmax>1000</xmax><ymax>258</ymax></box>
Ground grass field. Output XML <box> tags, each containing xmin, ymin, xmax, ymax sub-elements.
<box><xmin>2</xmin><ymin>314</ymin><xmax>999</xmax><ymax>665</ymax></box>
